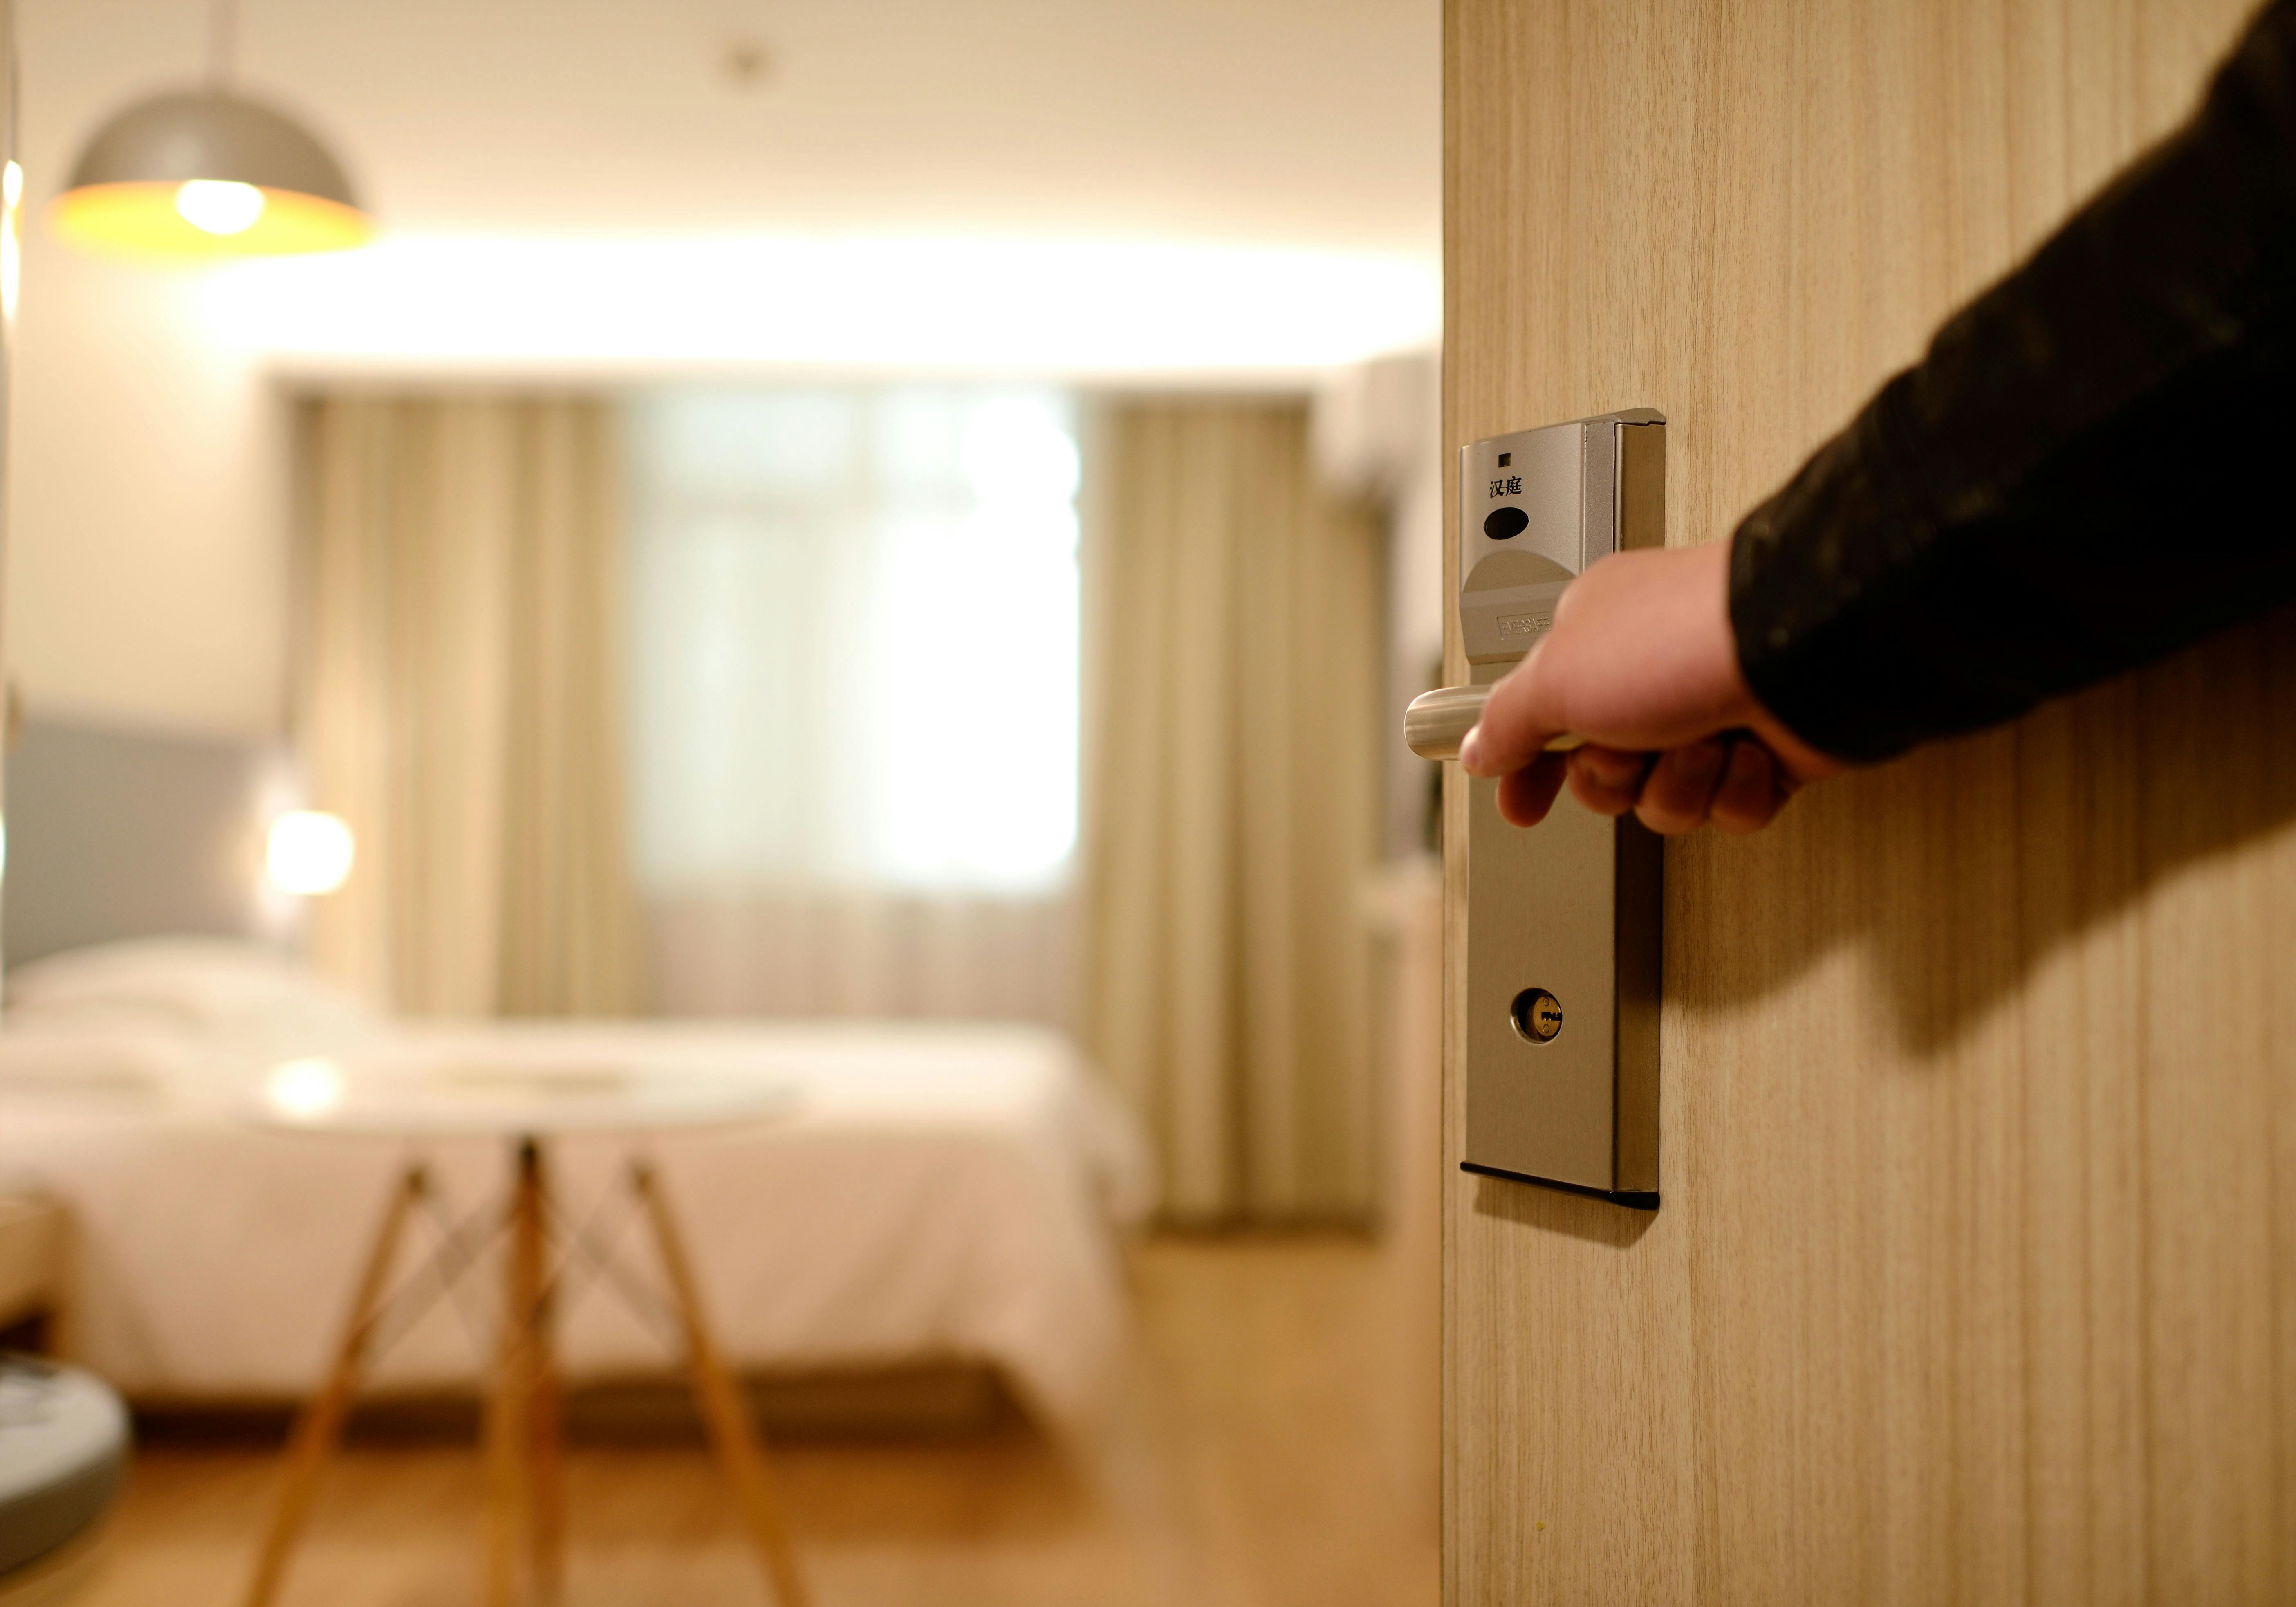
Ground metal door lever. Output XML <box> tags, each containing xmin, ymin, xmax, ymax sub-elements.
<box><xmin>1404</xmin><ymin>683</ymin><xmax>1585</xmax><ymax>762</ymax></box>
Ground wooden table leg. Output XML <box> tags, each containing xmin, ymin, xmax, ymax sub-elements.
<box><xmin>244</xmin><ymin>1165</ymin><xmax>428</xmax><ymax>1607</ymax></box>
<box><xmin>632</xmin><ymin>1161</ymin><xmax>812</xmax><ymax>1607</ymax></box>
<box><xmin>486</xmin><ymin>1139</ymin><xmax>545</xmax><ymax>1607</ymax></box>
<box><xmin>528</xmin><ymin>1147</ymin><xmax>565</xmax><ymax>1606</ymax></box>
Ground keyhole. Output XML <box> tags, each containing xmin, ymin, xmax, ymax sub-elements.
<box><xmin>1510</xmin><ymin>988</ymin><xmax>1563</xmax><ymax>1044</ymax></box>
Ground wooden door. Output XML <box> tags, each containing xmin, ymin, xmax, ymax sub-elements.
<box><xmin>1442</xmin><ymin>3</ymin><xmax>2296</xmax><ymax>1603</ymax></box>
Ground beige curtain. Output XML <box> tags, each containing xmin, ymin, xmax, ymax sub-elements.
<box><xmin>295</xmin><ymin>393</ymin><xmax>637</xmax><ymax>1017</ymax></box>
<box><xmin>646</xmin><ymin>891</ymin><xmax>1077</xmax><ymax>1028</ymax></box>
<box><xmin>1082</xmin><ymin>399</ymin><xmax>1383</xmax><ymax>1224</ymax></box>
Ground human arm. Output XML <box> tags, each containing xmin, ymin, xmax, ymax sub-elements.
<box><xmin>1464</xmin><ymin>0</ymin><xmax>2296</xmax><ymax>829</ymax></box>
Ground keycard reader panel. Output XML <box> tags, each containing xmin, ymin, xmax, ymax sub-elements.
<box><xmin>1453</xmin><ymin>410</ymin><xmax>1664</xmax><ymax>1208</ymax></box>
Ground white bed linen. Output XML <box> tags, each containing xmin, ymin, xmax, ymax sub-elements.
<box><xmin>0</xmin><ymin>1013</ymin><xmax>1150</xmax><ymax>1427</ymax></box>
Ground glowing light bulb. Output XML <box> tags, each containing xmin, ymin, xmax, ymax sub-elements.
<box><xmin>175</xmin><ymin>178</ymin><xmax>265</xmax><ymax>236</ymax></box>
<box><xmin>2</xmin><ymin>162</ymin><xmax>21</xmax><ymax>210</ymax></box>
<box><xmin>267</xmin><ymin>810</ymin><xmax>355</xmax><ymax>895</ymax></box>
<box><xmin>266</xmin><ymin>1057</ymin><xmax>346</xmax><ymax>1118</ymax></box>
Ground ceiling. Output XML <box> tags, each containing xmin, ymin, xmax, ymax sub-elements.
<box><xmin>18</xmin><ymin>0</ymin><xmax>1439</xmax><ymax>372</ymax></box>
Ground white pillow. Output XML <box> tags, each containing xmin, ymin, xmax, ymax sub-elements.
<box><xmin>4</xmin><ymin>937</ymin><xmax>377</xmax><ymax>1038</ymax></box>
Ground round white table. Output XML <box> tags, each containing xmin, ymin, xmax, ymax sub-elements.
<box><xmin>237</xmin><ymin>1056</ymin><xmax>809</xmax><ymax>1607</ymax></box>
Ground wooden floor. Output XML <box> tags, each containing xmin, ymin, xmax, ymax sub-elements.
<box><xmin>78</xmin><ymin>1236</ymin><xmax>1439</xmax><ymax>1607</ymax></box>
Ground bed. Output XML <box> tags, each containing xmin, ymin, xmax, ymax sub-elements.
<box><xmin>0</xmin><ymin>938</ymin><xmax>1151</xmax><ymax>1427</ymax></box>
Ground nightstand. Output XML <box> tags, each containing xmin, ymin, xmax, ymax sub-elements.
<box><xmin>0</xmin><ymin>1195</ymin><xmax>63</xmax><ymax>1353</ymax></box>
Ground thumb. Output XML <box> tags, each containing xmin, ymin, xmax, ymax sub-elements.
<box><xmin>1459</xmin><ymin>642</ymin><xmax>1563</xmax><ymax>777</ymax></box>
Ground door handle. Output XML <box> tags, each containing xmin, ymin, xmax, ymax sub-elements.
<box><xmin>1427</xmin><ymin>408</ymin><xmax>1666</xmax><ymax>1210</ymax></box>
<box><xmin>1403</xmin><ymin>682</ymin><xmax>1586</xmax><ymax>762</ymax></box>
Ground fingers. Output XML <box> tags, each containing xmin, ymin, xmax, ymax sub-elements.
<box><xmin>1709</xmin><ymin>739</ymin><xmax>1796</xmax><ymax>834</ymax></box>
<box><xmin>1484</xmin><ymin>734</ymin><xmax>1806</xmax><ymax>834</ymax></box>
<box><xmin>1495</xmin><ymin>752</ymin><xmax>1568</xmax><ymax>826</ymax></box>
<box><xmin>1457</xmin><ymin>643</ymin><xmax>1558</xmax><ymax>777</ymax></box>
<box><xmin>1565</xmin><ymin>745</ymin><xmax>1651</xmax><ymax>817</ymax></box>
<box><xmin>1555</xmin><ymin>735</ymin><xmax>1797</xmax><ymax>833</ymax></box>
<box><xmin>1631</xmin><ymin>738</ymin><xmax>1730</xmax><ymax>833</ymax></box>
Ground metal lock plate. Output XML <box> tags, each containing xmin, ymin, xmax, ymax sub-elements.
<box><xmin>1457</xmin><ymin>411</ymin><xmax>1664</xmax><ymax>1208</ymax></box>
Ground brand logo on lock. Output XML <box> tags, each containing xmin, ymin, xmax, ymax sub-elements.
<box><xmin>1511</xmin><ymin>988</ymin><xmax>1563</xmax><ymax>1044</ymax></box>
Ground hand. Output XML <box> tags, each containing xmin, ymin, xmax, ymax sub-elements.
<box><xmin>1456</xmin><ymin>542</ymin><xmax>1843</xmax><ymax>833</ymax></box>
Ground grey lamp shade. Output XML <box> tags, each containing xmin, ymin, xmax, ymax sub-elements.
<box><xmin>55</xmin><ymin>88</ymin><xmax>370</xmax><ymax>256</ymax></box>
<box><xmin>68</xmin><ymin>89</ymin><xmax>359</xmax><ymax>203</ymax></box>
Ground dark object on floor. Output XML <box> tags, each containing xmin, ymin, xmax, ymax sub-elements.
<box><xmin>0</xmin><ymin>1356</ymin><xmax>130</xmax><ymax>1587</ymax></box>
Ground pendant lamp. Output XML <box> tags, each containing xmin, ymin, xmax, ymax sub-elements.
<box><xmin>52</xmin><ymin>0</ymin><xmax>370</xmax><ymax>259</ymax></box>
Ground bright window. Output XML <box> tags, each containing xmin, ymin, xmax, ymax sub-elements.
<box><xmin>626</xmin><ymin>388</ymin><xmax>1081</xmax><ymax>896</ymax></box>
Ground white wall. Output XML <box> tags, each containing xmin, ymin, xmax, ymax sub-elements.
<box><xmin>9</xmin><ymin>236</ymin><xmax>285</xmax><ymax>735</ymax></box>
<box><xmin>9</xmin><ymin>0</ymin><xmax>286</xmax><ymax>736</ymax></box>
<box><xmin>1314</xmin><ymin>351</ymin><xmax>1444</xmax><ymax>860</ymax></box>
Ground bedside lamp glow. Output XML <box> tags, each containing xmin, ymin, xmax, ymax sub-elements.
<box><xmin>264</xmin><ymin>1057</ymin><xmax>346</xmax><ymax>1119</ymax></box>
<box><xmin>267</xmin><ymin>811</ymin><xmax>354</xmax><ymax>896</ymax></box>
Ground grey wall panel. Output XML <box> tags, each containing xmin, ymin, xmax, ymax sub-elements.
<box><xmin>4</xmin><ymin>718</ymin><xmax>280</xmax><ymax>969</ymax></box>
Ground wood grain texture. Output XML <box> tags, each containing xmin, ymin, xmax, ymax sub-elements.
<box><xmin>1441</xmin><ymin>3</ymin><xmax>2295</xmax><ymax>1604</ymax></box>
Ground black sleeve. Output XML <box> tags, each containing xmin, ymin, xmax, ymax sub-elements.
<box><xmin>1728</xmin><ymin>0</ymin><xmax>2296</xmax><ymax>764</ymax></box>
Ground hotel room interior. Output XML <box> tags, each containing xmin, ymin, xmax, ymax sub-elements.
<box><xmin>0</xmin><ymin>1</ymin><xmax>1444</xmax><ymax>1603</ymax></box>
